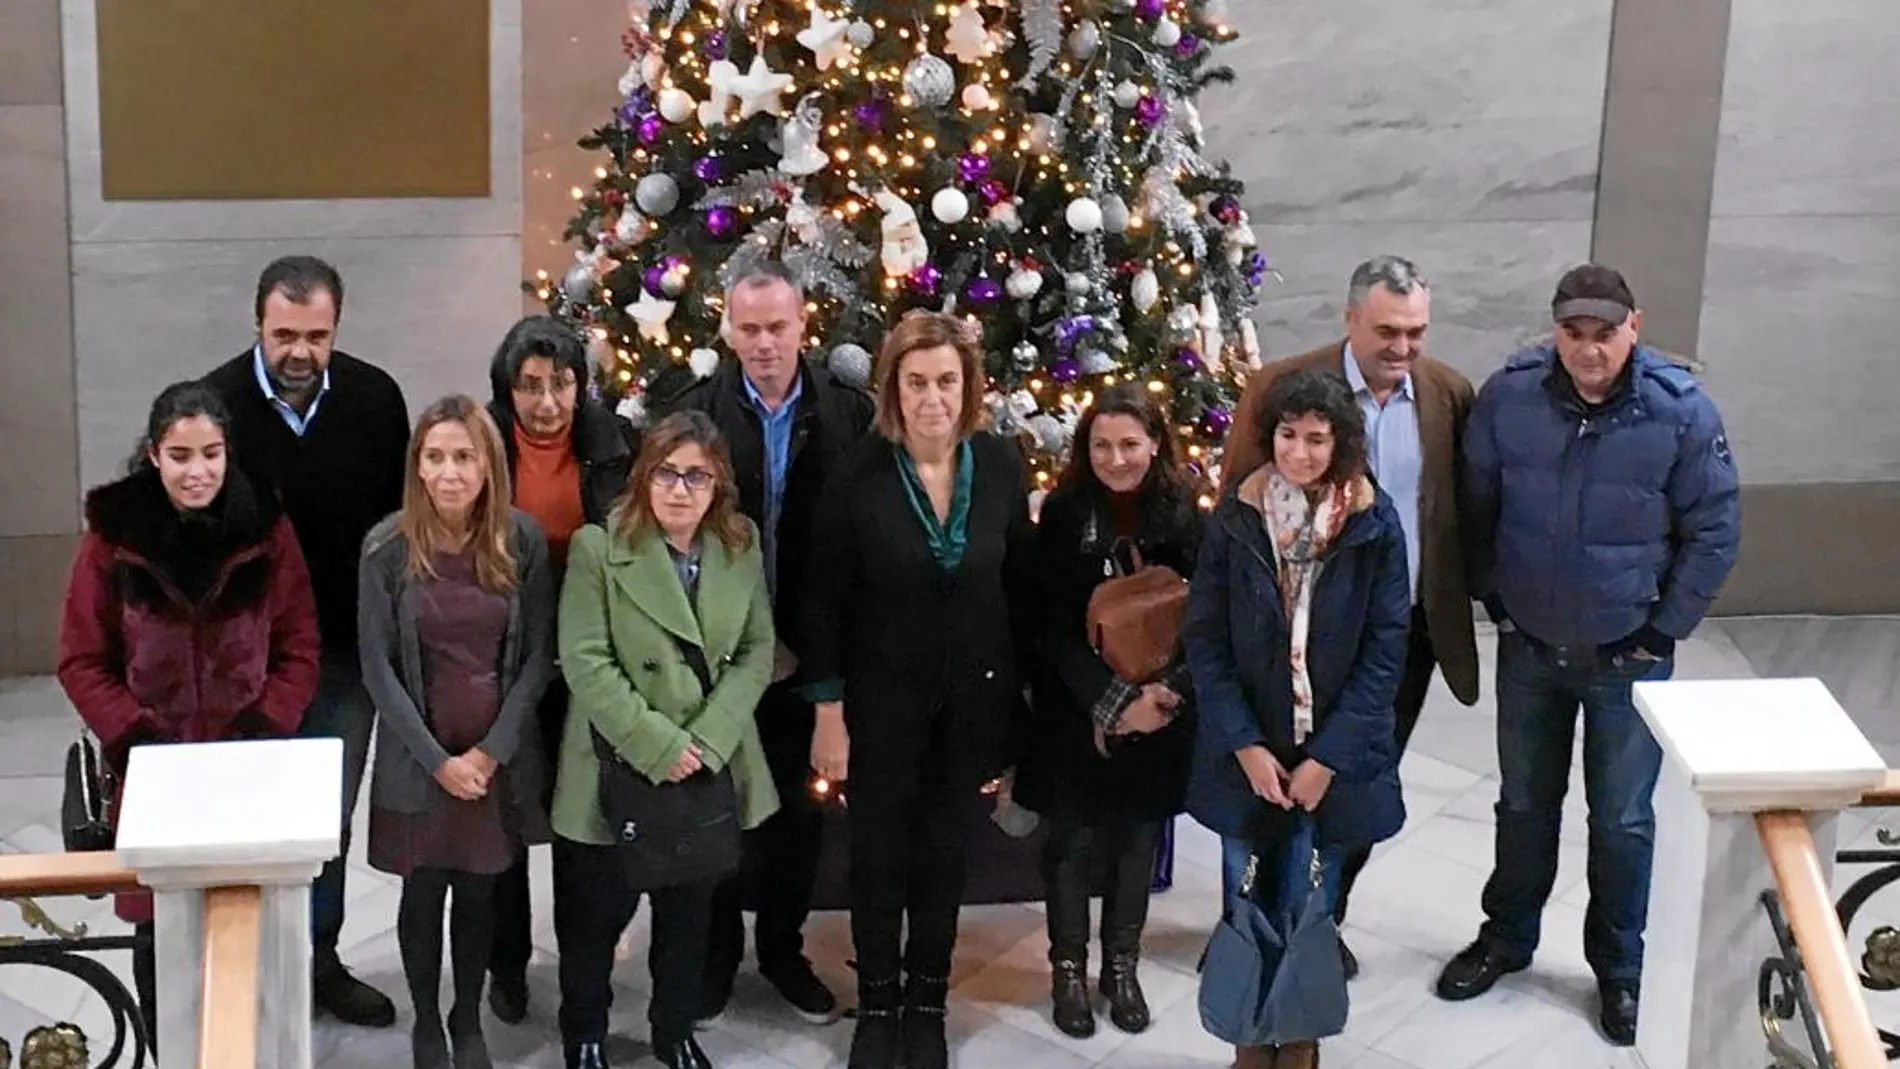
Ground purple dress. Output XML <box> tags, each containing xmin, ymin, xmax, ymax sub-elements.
<box><xmin>369</xmin><ymin>550</ymin><xmax>517</xmax><ymax>877</ymax></box>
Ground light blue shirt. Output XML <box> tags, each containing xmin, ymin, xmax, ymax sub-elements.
<box><xmin>743</xmin><ymin>372</ymin><xmax>803</xmax><ymax>595</ymax></box>
<box><xmin>1342</xmin><ymin>344</ymin><xmax>1422</xmax><ymax>603</ymax></box>
<box><xmin>250</xmin><ymin>345</ymin><xmax>331</xmax><ymax>436</ymax></box>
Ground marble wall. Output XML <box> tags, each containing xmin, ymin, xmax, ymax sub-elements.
<box><xmin>1203</xmin><ymin>0</ymin><xmax>1613</xmax><ymax>385</ymax></box>
<box><xmin>57</xmin><ymin>0</ymin><xmax>527</xmax><ymax>493</ymax></box>
<box><xmin>1699</xmin><ymin>0</ymin><xmax>1900</xmax><ymax>485</ymax></box>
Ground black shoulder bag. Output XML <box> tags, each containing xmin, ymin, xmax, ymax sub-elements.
<box><xmin>62</xmin><ymin>730</ymin><xmax>115</xmax><ymax>853</ymax></box>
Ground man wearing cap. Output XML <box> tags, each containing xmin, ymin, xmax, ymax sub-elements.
<box><xmin>1434</xmin><ymin>265</ymin><xmax>1741</xmax><ymax>1045</ymax></box>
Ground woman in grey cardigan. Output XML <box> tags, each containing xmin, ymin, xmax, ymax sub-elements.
<box><xmin>359</xmin><ymin>395</ymin><xmax>557</xmax><ymax>1069</ymax></box>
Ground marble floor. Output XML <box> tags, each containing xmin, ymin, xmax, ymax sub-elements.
<box><xmin>1</xmin><ymin>616</ymin><xmax>1896</xmax><ymax>1069</ymax></box>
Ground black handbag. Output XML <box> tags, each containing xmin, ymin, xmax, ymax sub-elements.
<box><xmin>62</xmin><ymin>731</ymin><xmax>115</xmax><ymax>853</ymax></box>
<box><xmin>593</xmin><ymin>728</ymin><xmax>741</xmax><ymax>890</ymax></box>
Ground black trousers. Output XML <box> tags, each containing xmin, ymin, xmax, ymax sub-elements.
<box><xmin>848</xmin><ymin>768</ymin><xmax>970</xmax><ymax>984</ymax></box>
<box><xmin>1042</xmin><ymin>817</ymin><xmax>1163</xmax><ymax>960</ymax></box>
<box><xmin>1335</xmin><ymin>605</ymin><xmax>1436</xmax><ymax>921</ymax></box>
<box><xmin>398</xmin><ymin>868</ymin><xmax>499</xmax><ymax>1030</ymax></box>
<box><xmin>706</xmin><ymin>684</ymin><xmax>825</xmax><ymax>993</ymax></box>
<box><xmin>553</xmin><ymin>836</ymin><xmax>715</xmax><ymax>1048</ymax></box>
<box><xmin>133</xmin><ymin>920</ymin><xmax>157</xmax><ymax>1054</ymax></box>
<box><xmin>491</xmin><ymin>683</ymin><xmax>570</xmax><ymax>981</ymax></box>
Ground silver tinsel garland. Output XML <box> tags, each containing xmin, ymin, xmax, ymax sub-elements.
<box><xmin>1019</xmin><ymin>0</ymin><xmax>1065</xmax><ymax>87</ymax></box>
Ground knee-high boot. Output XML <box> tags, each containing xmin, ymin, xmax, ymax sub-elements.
<box><xmin>1098</xmin><ymin>822</ymin><xmax>1157</xmax><ymax>1034</ymax></box>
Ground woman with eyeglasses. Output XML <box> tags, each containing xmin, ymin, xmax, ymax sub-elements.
<box><xmin>551</xmin><ymin>411</ymin><xmax>780</xmax><ymax>1069</ymax></box>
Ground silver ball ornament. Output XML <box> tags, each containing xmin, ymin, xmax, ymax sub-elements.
<box><xmin>1010</xmin><ymin>341</ymin><xmax>1040</xmax><ymax>372</ymax></box>
<box><xmin>659</xmin><ymin>263</ymin><xmax>690</xmax><ymax>298</ymax></box>
<box><xmin>1079</xmin><ymin>349</ymin><xmax>1118</xmax><ymax>375</ymax></box>
<box><xmin>1101</xmin><ymin>194</ymin><xmax>1131</xmax><ymax>234</ymax></box>
<box><xmin>829</xmin><ymin>343</ymin><xmax>874</xmax><ymax>389</ymax></box>
<box><xmin>635</xmin><ymin>173</ymin><xmax>680</xmax><ymax>216</ymax></box>
<box><xmin>1065</xmin><ymin>272</ymin><xmax>1092</xmax><ymax>297</ymax></box>
<box><xmin>1113</xmin><ymin>81</ymin><xmax>1141</xmax><ymax>109</ymax></box>
<box><xmin>903</xmin><ymin>54</ymin><xmax>957</xmax><ymax>109</ymax></box>
<box><xmin>848</xmin><ymin>20</ymin><xmax>875</xmax><ymax>46</ymax></box>
<box><xmin>1067</xmin><ymin>21</ymin><xmax>1101</xmax><ymax>58</ymax></box>
<box><xmin>1027</xmin><ymin>414</ymin><xmax>1067</xmax><ymax>453</ymax></box>
<box><xmin>561</xmin><ymin>263</ymin><xmax>595</xmax><ymax>301</ymax></box>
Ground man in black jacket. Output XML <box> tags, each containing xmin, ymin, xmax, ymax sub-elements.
<box><xmin>480</xmin><ymin>314</ymin><xmax>635</xmax><ymax>1023</ymax></box>
<box><xmin>202</xmin><ymin>255</ymin><xmax>408</xmax><ymax>1027</ymax></box>
<box><xmin>669</xmin><ymin>261</ymin><xmax>874</xmax><ymax>1023</ymax></box>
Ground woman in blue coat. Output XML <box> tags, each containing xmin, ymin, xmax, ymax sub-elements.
<box><xmin>1185</xmin><ymin>368</ymin><xmax>1411</xmax><ymax>1069</ymax></box>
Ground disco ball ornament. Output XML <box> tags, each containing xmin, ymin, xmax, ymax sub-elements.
<box><xmin>635</xmin><ymin>173</ymin><xmax>680</xmax><ymax>216</ymax></box>
<box><xmin>903</xmin><ymin>54</ymin><xmax>957</xmax><ymax>109</ymax></box>
<box><xmin>561</xmin><ymin>262</ymin><xmax>595</xmax><ymax>302</ymax></box>
<box><xmin>829</xmin><ymin>343</ymin><xmax>874</xmax><ymax>389</ymax></box>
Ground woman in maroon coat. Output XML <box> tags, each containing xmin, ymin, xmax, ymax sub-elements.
<box><xmin>56</xmin><ymin>380</ymin><xmax>320</xmax><ymax>1045</ymax></box>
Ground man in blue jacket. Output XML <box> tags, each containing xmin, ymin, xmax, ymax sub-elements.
<box><xmin>1434</xmin><ymin>265</ymin><xmax>1740</xmax><ymax>1046</ymax></box>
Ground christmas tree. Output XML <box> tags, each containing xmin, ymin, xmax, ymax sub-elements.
<box><xmin>533</xmin><ymin>0</ymin><xmax>1268</xmax><ymax>501</ymax></box>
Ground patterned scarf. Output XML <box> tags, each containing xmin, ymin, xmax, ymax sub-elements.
<box><xmin>1254</xmin><ymin>468</ymin><xmax>1354</xmax><ymax>744</ymax></box>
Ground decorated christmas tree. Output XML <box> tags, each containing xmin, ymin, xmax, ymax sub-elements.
<box><xmin>533</xmin><ymin>0</ymin><xmax>1268</xmax><ymax>500</ymax></box>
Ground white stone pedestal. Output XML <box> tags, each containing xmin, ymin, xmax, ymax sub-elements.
<box><xmin>115</xmin><ymin>737</ymin><xmax>343</xmax><ymax>1069</ymax></box>
<box><xmin>1634</xmin><ymin>678</ymin><xmax>1886</xmax><ymax>1069</ymax></box>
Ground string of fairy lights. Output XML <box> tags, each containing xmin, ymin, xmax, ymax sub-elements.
<box><xmin>535</xmin><ymin>0</ymin><xmax>1261</xmax><ymax>504</ymax></box>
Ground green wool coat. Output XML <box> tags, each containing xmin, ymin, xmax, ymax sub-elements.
<box><xmin>551</xmin><ymin>519</ymin><xmax>781</xmax><ymax>845</ymax></box>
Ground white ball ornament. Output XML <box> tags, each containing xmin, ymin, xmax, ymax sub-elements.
<box><xmin>1153</xmin><ymin>17</ymin><xmax>1182</xmax><ymax>48</ymax></box>
<box><xmin>658</xmin><ymin>88</ymin><xmax>695</xmax><ymax>123</ymax></box>
<box><xmin>1005</xmin><ymin>267</ymin><xmax>1044</xmax><ymax>300</ymax></box>
<box><xmin>1113</xmin><ymin>81</ymin><xmax>1141</xmax><ymax>109</ymax></box>
<box><xmin>1065</xmin><ymin>197</ymin><xmax>1104</xmax><ymax>233</ymax></box>
<box><xmin>688</xmin><ymin>348</ymin><xmax>722</xmax><ymax>379</ymax></box>
<box><xmin>931</xmin><ymin>187</ymin><xmax>971</xmax><ymax>224</ymax></box>
<box><xmin>961</xmin><ymin>83</ymin><xmax>993</xmax><ymax>111</ymax></box>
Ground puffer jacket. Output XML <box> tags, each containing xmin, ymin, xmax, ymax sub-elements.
<box><xmin>1464</xmin><ymin>344</ymin><xmax>1741</xmax><ymax>649</ymax></box>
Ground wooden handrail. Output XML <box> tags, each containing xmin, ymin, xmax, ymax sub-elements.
<box><xmin>1756</xmin><ymin>811</ymin><xmax>1887</xmax><ymax>1069</ymax></box>
<box><xmin>1855</xmin><ymin>769</ymin><xmax>1900</xmax><ymax>807</ymax></box>
<box><xmin>0</xmin><ymin>852</ymin><xmax>141</xmax><ymax>897</ymax></box>
<box><xmin>197</xmin><ymin>884</ymin><xmax>261</xmax><ymax>1069</ymax></box>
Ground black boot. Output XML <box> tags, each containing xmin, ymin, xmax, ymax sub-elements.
<box><xmin>564</xmin><ymin>1040</ymin><xmax>610</xmax><ymax>1069</ymax></box>
<box><xmin>1050</xmin><ymin>955</ymin><xmax>1095</xmax><ymax>1039</ymax></box>
<box><xmin>1044</xmin><ymin>823</ymin><xmax>1097</xmax><ymax>1039</ymax></box>
<box><xmin>1098</xmin><ymin>942</ymin><xmax>1150</xmax><ymax>1034</ymax></box>
<box><xmin>1098</xmin><ymin>824</ymin><xmax>1157</xmax><ymax>1035</ymax></box>
<box><xmin>901</xmin><ymin>974</ymin><xmax>949</xmax><ymax>1069</ymax></box>
<box><xmin>847</xmin><ymin>976</ymin><xmax>902</xmax><ymax>1069</ymax></box>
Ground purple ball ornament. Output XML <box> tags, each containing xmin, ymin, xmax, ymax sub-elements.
<box><xmin>1050</xmin><ymin>357</ymin><xmax>1082</xmax><ymax>384</ymax></box>
<box><xmin>957</xmin><ymin>153</ymin><xmax>992</xmax><ymax>185</ymax></box>
<box><xmin>853</xmin><ymin>97</ymin><xmax>889</xmax><ymax>131</ymax></box>
<box><xmin>617</xmin><ymin>99</ymin><xmax>644</xmax><ymax>128</ymax></box>
<box><xmin>1175</xmin><ymin>32</ymin><xmax>1202</xmax><ymax>57</ymax></box>
<box><xmin>964</xmin><ymin>275</ymin><xmax>1003</xmax><ymax>307</ymax></box>
<box><xmin>978</xmin><ymin>178</ymin><xmax>1010</xmax><ymax>207</ymax></box>
<box><xmin>638</xmin><ymin>114</ymin><xmax>665</xmax><ymax>145</ymax></box>
<box><xmin>1134</xmin><ymin>95</ymin><xmax>1167</xmax><ymax>127</ymax></box>
<box><xmin>1134</xmin><ymin>0</ymin><xmax>1166</xmax><ymax>21</ymax></box>
<box><xmin>1211</xmin><ymin>194</ymin><xmax>1243</xmax><ymax>226</ymax></box>
<box><xmin>1172</xmin><ymin>347</ymin><xmax>1205</xmax><ymax>373</ymax></box>
<box><xmin>1199</xmin><ymin>406</ymin><xmax>1233</xmax><ymax>437</ymax></box>
<box><xmin>643</xmin><ymin>263</ymin><xmax>670</xmax><ymax>296</ymax></box>
<box><xmin>692</xmin><ymin>154</ymin><xmax>725</xmax><ymax>184</ymax></box>
<box><xmin>703</xmin><ymin>29</ymin><xmax>729</xmax><ymax>60</ymax></box>
<box><xmin>705</xmin><ymin>205</ymin><xmax>740</xmax><ymax>239</ymax></box>
<box><xmin>909</xmin><ymin>262</ymin><xmax>943</xmax><ymax>295</ymax></box>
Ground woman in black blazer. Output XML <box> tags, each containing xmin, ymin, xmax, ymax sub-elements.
<box><xmin>800</xmin><ymin>311</ymin><xmax>1035</xmax><ymax>1069</ymax></box>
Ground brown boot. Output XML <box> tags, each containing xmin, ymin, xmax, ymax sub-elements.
<box><xmin>1272</xmin><ymin>1040</ymin><xmax>1320</xmax><ymax>1068</ymax></box>
<box><xmin>1234</xmin><ymin>1046</ymin><xmax>1278</xmax><ymax>1069</ymax></box>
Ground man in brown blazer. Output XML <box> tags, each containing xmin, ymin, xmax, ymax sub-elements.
<box><xmin>1221</xmin><ymin>255</ymin><xmax>1479</xmax><ymax>978</ymax></box>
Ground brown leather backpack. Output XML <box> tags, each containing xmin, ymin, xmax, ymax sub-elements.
<box><xmin>1086</xmin><ymin>542</ymin><xmax>1189</xmax><ymax>684</ymax></box>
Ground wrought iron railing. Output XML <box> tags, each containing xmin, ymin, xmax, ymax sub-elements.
<box><xmin>0</xmin><ymin>894</ymin><xmax>152</xmax><ymax>1069</ymax></box>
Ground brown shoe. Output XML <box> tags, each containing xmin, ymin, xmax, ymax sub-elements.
<box><xmin>1234</xmin><ymin>1046</ymin><xmax>1278</xmax><ymax>1069</ymax></box>
<box><xmin>1273</xmin><ymin>1040</ymin><xmax>1319</xmax><ymax>1069</ymax></box>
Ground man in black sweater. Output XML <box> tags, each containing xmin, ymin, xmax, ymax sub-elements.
<box><xmin>203</xmin><ymin>256</ymin><xmax>410</xmax><ymax>1027</ymax></box>
<box><xmin>666</xmin><ymin>261</ymin><xmax>874</xmax><ymax>1025</ymax></box>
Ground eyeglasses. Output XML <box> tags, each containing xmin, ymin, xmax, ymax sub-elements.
<box><xmin>512</xmin><ymin>374</ymin><xmax>578</xmax><ymax>399</ymax></box>
<box><xmin>653</xmin><ymin>466</ymin><xmax>715</xmax><ymax>492</ymax></box>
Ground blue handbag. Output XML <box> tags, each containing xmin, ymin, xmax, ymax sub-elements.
<box><xmin>1197</xmin><ymin>814</ymin><xmax>1349</xmax><ymax>1046</ymax></box>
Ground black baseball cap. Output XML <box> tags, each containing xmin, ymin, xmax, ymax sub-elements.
<box><xmin>1552</xmin><ymin>264</ymin><xmax>1636</xmax><ymax>325</ymax></box>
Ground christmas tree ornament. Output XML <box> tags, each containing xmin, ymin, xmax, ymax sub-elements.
<box><xmin>796</xmin><ymin>6</ymin><xmax>854</xmax><ymax>71</ymax></box>
<box><xmin>945</xmin><ymin>2</ymin><xmax>995</xmax><ymax>64</ymax></box>
<box><xmin>1101</xmin><ymin>194</ymin><xmax>1131</xmax><ymax>234</ymax></box>
<box><xmin>1113</xmin><ymin>81</ymin><xmax>1142</xmax><ymax>109</ymax></box>
<box><xmin>692</xmin><ymin>154</ymin><xmax>725</xmax><ymax>184</ymax></box>
<box><xmin>1175</xmin><ymin>31</ymin><xmax>1202</xmax><ymax>57</ymax></box>
<box><xmin>931</xmin><ymin>187</ymin><xmax>971</xmax><ymax>224</ymax></box>
<box><xmin>1133</xmin><ymin>0</ymin><xmax>1165</xmax><ymax>21</ymax></box>
<box><xmin>903</xmin><ymin>54</ymin><xmax>957</xmax><ymax>109</ymax></box>
<box><xmin>1166</xmin><ymin>304</ymin><xmax>1200</xmax><ymax>343</ymax></box>
<box><xmin>1010</xmin><ymin>341</ymin><xmax>1040</xmax><ymax>371</ymax></box>
<box><xmin>1049</xmin><ymin>357</ymin><xmax>1081</xmax><ymax>384</ymax></box>
<box><xmin>643</xmin><ymin>262</ymin><xmax>669</xmax><ymax>296</ymax></box>
<box><xmin>987</xmin><ymin>199</ymin><xmax>1022</xmax><ymax>231</ymax></box>
<box><xmin>961</xmin><ymin>83</ymin><xmax>993</xmax><ymax>111</ymax></box>
<box><xmin>1065</xmin><ymin>197</ymin><xmax>1104</xmax><ymax>233</ymax></box>
<box><xmin>658</xmin><ymin>87</ymin><xmax>695</xmax><ymax>123</ymax></box>
<box><xmin>1152</xmin><ymin>16</ymin><xmax>1182</xmax><ymax>47</ymax></box>
<box><xmin>977</xmin><ymin>178</ymin><xmax>1009</xmax><ymax>206</ymax></box>
<box><xmin>1005</xmin><ymin>266</ymin><xmax>1044</xmax><ymax>300</ymax></box>
<box><xmin>625</xmin><ymin>290</ymin><xmax>677</xmax><ymax>343</ymax></box>
<box><xmin>637</xmin><ymin>114</ymin><xmax>665</xmax><ymax>144</ymax></box>
<box><xmin>1080</xmin><ymin>348</ymin><xmax>1118</xmax><ymax>374</ymax></box>
<box><xmin>730</xmin><ymin>56</ymin><xmax>794</xmax><ymax>119</ymax></box>
<box><xmin>957</xmin><ymin>152</ymin><xmax>992</xmax><ymax>184</ymax></box>
<box><xmin>847</xmin><ymin>20</ymin><xmax>876</xmax><ymax>47</ymax></box>
<box><xmin>1028</xmin><ymin>413</ymin><xmax>1067</xmax><ymax>452</ymax></box>
<box><xmin>1027</xmin><ymin>113</ymin><xmax>1059</xmax><ymax>153</ymax></box>
<box><xmin>909</xmin><ymin>262</ymin><xmax>944</xmax><ymax>294</ymax></box>
<box><xmin>699</xmin><ymin>59</ymin><xmax>740</xmax><ymax>126</ymax></box>
<box><xmin>616</xmin><ymin>61</ymin><xmax>643</xmax><ymax>99</ymax></box>
<box><xmin>689</xmin><ymin>348</ymin><xmax>722</xmax><ymax>378</ymax></box>
<box><xmin>635</xmin><ymin>173</ymin><xmax>680</xmax><ymax>215</ymax></box>
<box><xmin>1210</xmin><ymin>194</ymin><xmax>1242</xmax><ymax>225</ymax></box>
<box><xmin>1199</xmin><ymin>0</ymin><xmax>1231</xmax><ymax>26</ymax></box>
<box><xmin>1200</xmin><ymin>406</ymin><xmax>1232</xmax><ymax>437</ymax></box>
<box><xmin>778</xmin><ymin>94</ymin><xmax>830</xmax><ymax>176</ymax></box>
<box><xmin>829</xmin><ymin>343</ymin><xmax>874</xmax><ymax>388</ymax></box>
<box><xmin>964</xmin><ymin>273</ymin><xmax>1003</xmax><ymax>306</ymax></box>
<box><xmin>1130</xmin><ymin>267</ymin><xmax>1160</xmax><ymax>312</ymax></box>
<box><xmin>1199</xmin><ymin>292</ymin><xmax>1226</xmax><ymax>364</ymax></box>
<box><xmin>1065</xmin><ymin>272</ymin><xmax>1092</xmax><ymax>296</ymax></box>
<box><xmin>1067</xmin><ymin>20</ymin><xmax>1101</xmax><ymax>58</ymax></box>
<box><xmin>876</xmin><ymin>190</ymin><xmax>931</xmax><ymax>276</ymax></box>
<box><xmin>562</xmin><ymin>262</ymin><xmax>596</xmax><ymax>301</ymax></box>
<box><xmin>702</xmin><ymin>28</ymin><xmax>729</xmax><ymax>60</ymax></box>
<box><xmin>705</xmin><ymin>205</ymin><xmax>740</xmax><ymax>238</ymax></box>
<box><xmin>853</xmin><ymin>96</ymin><xmax>889</xmax><ymax>130</ymax></box>
<box><xmin>641</xmin><ymin>52</ymin><xmax>666</xmax><ymax>89</ymax></box>
<box><xmin>612</xmin><ymin>209</ymin><xmax>652</xmax><ymax>245</ymax></box>
<box><xmin>1173</xmin><ymin>347</ymin><xmax>1205</xmax><ymax>373</ymax></box>
<box><xmin>660</xmin><ymin>260</ymin><xmax>691</xmax><ymax>298</ymax></box>
<box><xmin>1134</xmin><ymin>95</ymin><xmax>1166</xmax><ymax>127</ymax></box>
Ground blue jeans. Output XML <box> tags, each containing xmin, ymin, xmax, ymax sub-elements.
<box><xmin>301</xmin><ymin>652</ymin><xmax>376</xmax><ymax>970</ymax></box>
<box><xmin>1221</xmin><ymin>834</ymin><xmax>1344</xmax><ymax>918</ymax></box>
<box><xmin>1478</xmin><ymin>630</ymin><xmax>1671</xmax><ymax>983</ymax></box>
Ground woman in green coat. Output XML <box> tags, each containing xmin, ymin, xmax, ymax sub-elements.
<box><xmin>551</xmin><ymin>410</ymin><xmax>780</xmax><ymax>1069</ymax></box>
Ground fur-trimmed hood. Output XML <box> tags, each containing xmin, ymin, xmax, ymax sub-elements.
<box><xmin>82</xmin><ymin>465</ymin><xmax>285</xmax><ymax>610</ymax></box>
